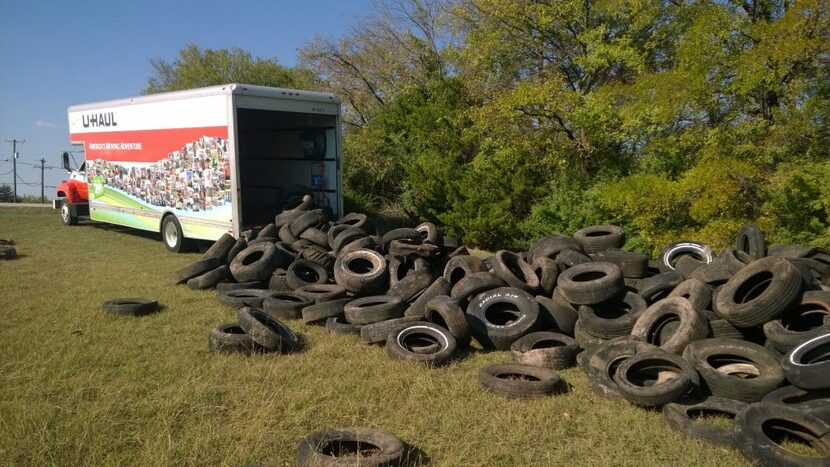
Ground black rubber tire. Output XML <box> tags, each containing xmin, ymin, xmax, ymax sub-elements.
<box><xmin>262</xmin><ymin>292</ymin><xmax>314</xmax><ymax>320</ymax></box>
<box><xmin>511</xmin><ymin>331</ymin><xmax>578</xmax><ymax>370</ymax></box>
<box><xmin>612</xmin><ymin>349</ymin><xmax>698</xmax><ymax>407</ymax></box>
<box><xmin>443</xmin><ymin>255</ymin><xmax>487</xmax><ymax>286</ymax></box>
<box><xmin>585</xmin><ymin>336</ymin><xmax>656</xmax><ymax>399</ymax></box>
<box><xmin>294</xmin><ymin>284</ymin><xmax>347</xmax><ymax>304</ymax></box>
<box><xmin>380</xmin><ymin>228</ymin><xmax>421</xmax><ymax>252</ymax></box>
<box><xmin>674</xmin><ymin>254</ymin><xmax>706</xmax><ymax>278</ymax></box>
<box><xmin>299</xmin><ymin>227</ymin><xmax>329</xmax><ymax>249</ymax></box>
<box><xmin>230</xmin><ymin>243</ymin><xmax>280</xmax><ymax>283</ymax></box>
<box><xmin>658</xmin><ymin>241</ymin><xmax>715</xmax><ymax>273</ymax></box>
<box><xmin>226</xmin><ymin>237</ymin><xmax>248</xmax><ymax>264</ymax></box>
<box><xmin>714</xmin><ymin>256</ymin><xmax>804</xmax><ymax>327</ymax></box>
<box><xmin>424</xmin><ymin>295</ymin><xmax>471</xmax><ymax>347</ymax></box>
<box><xmin>527</xmin><ymin>235</ymin><xmax>583</xmax><ymax>263</ymax></box>
<box><xmin>555</xmin><ymin>249</ymin><xmax>592</xmax><ymax>271</ymax></box>
<box><xmin>236</xmin><ymin>307</ymin><xmax>298</xmax><ymax>353</ymax></box>
<box><xmin>531</xmin><ymin>257</ymin><xmax>559</xmax><ymax>296</ymax></box>
<box><xmin>591</xmin><ymin>248</ymin><xmax>649</xmax><ymax>279</ymax></box>
<box><xmin>479</xmin><ymin>363</ymin><xmax>563</xmax><ymax>399</ymax></box>
<box><xmin>296</xmin><ymin>427</ymin><xmax>405</xmax><ymax>467</ymax></box>
<box><xmin>782</xmin><ymin>333</ymin><xmax>830</xmax><ymax>390</ymax></box>
<box><xmin>763</xmin><ymin>291</ymin><xmax>830</xmax><ymax>353</ymax></box>
<box><xmin>208</xmin><ymin>323</ymin><xmax>263</xmax><ymax>354</ymax></box>
<box><xmin>638</xmin><ymin>272</ymin><xmax>685</xmax><ymax>304</ymax></box>
<box><xmin>415</xmin><ymin>221</ymin><xmax>441</xmax><ymax>244</ymax></box>
<box><xmin>762</xmin><ymin>385</ymin><xmax>830</xmax><ymax>424</ymax></box>
<box><xmin>172</xmin><ymin>257</ymin><xmax>223</xmax><ymax>285</ymax></box>
<box><xmin>331</xmin><ymin>227</ymin><xmax>369</xmax><ymax>254</ymax></box>
<box><xmin>278</xmin><ymin>223</ymin><xmax>299</xmax><ymax>243</ymax></box>
<box><xmin>534</xmin><ymin>296</ymin><xmax>578</xmax><ymax>336</ymax></box>
<box><xmin>683</xmin><ymin>338</ymin><xmax>785</xmax><ymax>402</ymax></box>
<box><xmin>734</xmin><ymin>402</ymin><xmax>830</xmax><ymax>467</ymax></box>
<box><xmin>217</xmin><ymin>288</ymin><xmax>271</xmax><ymax>308</ymax></box>
<box><xmin>450</xmin><ymin>272</ymin><xmax>507</xmax><ymax>304</ymax></box>
<box><xmin>708</xmin><ymin>318</ymin><xmax>745</xmax><ymax>340</ymax></box>
<box><xmin>334</xmin><ymin>249</ymin><xmax>387</xmax><ymax>295</ymax></box>
<box><xmin>161</xmin><ymin>215</ymin><xmax>193</xmax><ymax>253</ymax></box>
<box><xmin>345</xmin><ymin>295</ymin><xmax>405</xmax><ymax>325</ymax></box>
<box><xmin>573</xmin><ymin>319</ymin><xmax>609</xmax><ymax>351</ymax></box>
<box><xmin>466</xmin><ymin>287</ymin><xmax>539</xmax><ymax>350</ymax></box>
<box><xmin>668</xmin><ymin>278</ymin><xmax>713</xmax><ymax>311</ymax></box>
<box><xmin>631</xmin><ymin>297</ymin><xmax>709</xmax><ymax>355</ymax></box>
<box><xmin>491</xmin><ymin>250</ymin><xmax>540</xmax><ymax>292</ymax></box>
<box><xmin>557</xmin><ymin>262</ymin><xmax>624</xmax><ymax>305</ymax></box>
<box><xmin>662</xmin><ymin>397</ymin><xmax>747</xmax><ymax>447</ymax></box>
<box><xmin>286</xmin><ymin>259</ymin><xmax>329</xmax><ymax>290</ymax></box>
<box><xmin>187</xmin><ymin>264</ymin><xmax>230</xmax><ymax>290</ymax></box>
<box><xmin>573</xmin><ymin>225</ymin><xmax>625</xmax><ymax>254</ymax></box>
<box><xmin>736</xmin><ymin>223</ymin><xmax>766</xmax><ymax>260</ymax></box>
<box><xmin>386</xmin><ymin>321</ymin><xmax>458</xmax><ymax>366</ymax></box>
<box><xmin>102</xmin><ymin>297</ymin><xmax>159</xmax><ymax>316</ymax></box>
<box><xmin>268</xmin><ymin>269</ymin><xmax>290</xmax><ymax>292</ymax></box>
<box><xmin>716</xmin><ymin>246</ymin><xmax>754</xmax><ymax>275</ymax></box>
<box><xmin>248</xmin><ymin>236</ymin><xmax>277</xmax><ymax>246</ymax></box>
<box><xmin>360</xmin><ymin>317</ymin><xmax>417</xmax><ymax>345</ymax></box>
<box><xmin>302</xmin><ymin>298</ymin><xmax>351</xmax><ymax>325</ymax></box>
<box><xmin>289</xmin><ymin>209</ymin><xmax>328</xmax><ymax>236</ymax></box>
<box><xmin>405</xmin><ymin>277</ymin><xmax>452</xmax><ymax>319</ymax></box>
<box><xmin>387</xmin><ymin>269</ymin><xmax>434</xmax><ymax>302</ymax></box>
<box><xmin>335</xmin><ymin>212</ymin><xmax>372</xmax><ymax>231</ymax></box>
<box><xmin>201</xmin><ymin>233</ymin><xmax>236</xmax><ymax>261</ymax></box>
<box><xmin>215</xmin><ymin>280</ymin><xmax>266</xmax><ymax>292</ymax></box>
<box><xmin>325</xmin><ymin>316</ymin><xmax>362</xmax><ymax>336</ymax></box>
<box><xmin>577</xmin><ymin>291</ymin><xmax>648</xmax><ymax>339</ymax></box>
<box><xmin>388</xmin><ymin>239</ymin><xmax>439</xmax><ymax>258</ymax></box>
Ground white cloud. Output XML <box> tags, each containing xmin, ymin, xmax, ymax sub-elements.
<box><xmin>34</xmin><ymin>120</ymin><xmax>61</xmax><ymax>128</ymax></box>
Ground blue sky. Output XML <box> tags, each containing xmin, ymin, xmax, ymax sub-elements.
<box><xmin>0</xmin><ymin>0</ymin><xmax>373</xmax><ymax>196</ymax></box>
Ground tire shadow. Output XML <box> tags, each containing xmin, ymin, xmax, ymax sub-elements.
<box><xmin>401</xmin><ymin>443</ymin><xmax>431</xmax><ymax>466</ymax></box>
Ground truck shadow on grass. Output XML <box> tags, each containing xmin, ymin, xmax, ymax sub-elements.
<box><xmin>82</xmin><ymin>221</ymin><xmax>213</xmax><ymax>253</ymax></box>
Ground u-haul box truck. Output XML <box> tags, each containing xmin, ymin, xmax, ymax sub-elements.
<box><xmin>54</xmin><ymin>83</ymin><xmax>342</xmax><ymax>252</ymax></box>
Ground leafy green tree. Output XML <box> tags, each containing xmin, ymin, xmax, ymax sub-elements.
<box><xmin>144</xmin><ymin>44</ymin><xmax>308</xmax><ymax>93</ymax></box>
<box><xmin>0</xmin><ymin>185</ymin><xmax>13</xmax><ymax>203</ymax></box>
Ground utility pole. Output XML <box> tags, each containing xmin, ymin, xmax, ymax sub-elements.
<box><xmin>5</xmin><ymin>139</ymin><xmax>25</xmax><ymax>203</ymax></box>
<box><xmin>40</xmin><ymin>158</ymin><xmax>46</xmax><ymax>204</ymax></box>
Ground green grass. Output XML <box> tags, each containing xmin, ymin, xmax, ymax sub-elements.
<box><xmin>0</xmin><ymin>208</ymin><xmax>749</xmax><ymax>465</ymax></box>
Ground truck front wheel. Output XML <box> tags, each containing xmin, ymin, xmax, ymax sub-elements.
<box><xmin>60</xmin><ymin>201</ymin><xmax>78</xmax><ymax>226</ymax></box>
<box><xmin>162</xmin><ymin>215</ymin><xmax>188</xmax><ymax>253</ymax></box>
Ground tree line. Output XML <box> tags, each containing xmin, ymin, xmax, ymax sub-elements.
<box><xmin>145</xmin><ymin>0</ymin><xmax>830</xmax><ymax>254</ymax></box>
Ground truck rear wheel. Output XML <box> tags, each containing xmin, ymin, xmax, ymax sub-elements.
<box><xmin>162</xmin><ymin>215</ymin><xmax>192</xmax><ymax>253</ymax></box>
<box><xmin>60</xmin><ymin>201</ymin><xmax>78</xmax><ymax>226</ymax></box>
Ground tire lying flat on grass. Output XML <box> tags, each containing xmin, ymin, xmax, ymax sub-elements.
<box><xmin>734</xmin><ymin>403</ymin><xmax>830</xmax><ymax>467</ymax></box>
<box><xmin>662</xmin><ymin>397</ymin><xmax>747</xmax><ymax>448</ymax></box>
<box><xmin>102</xmin><ymin>297</ymin><xmax>160</xmax><ymax>316</ymax></box>
<box><xmin>208</xmin><ymin>323</ymin><xmax>263</xmax><ymax>354</ymax></box>
<box><xmin>296</xmin><ymin>427</ymin><xmax>406</xmax><ymax>467</ymax></box>
<box><xmin>479</xmin><ymin>363</ymin><xmax>564</xmax><ymax>399</ymax></box>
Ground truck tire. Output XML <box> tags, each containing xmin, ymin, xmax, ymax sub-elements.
<box><xmin>161</xmin><ymin>214</ymin><xmax>193</xmax><ymax>253</ymax></box>
<box><xmin>734</xmin><ymin>403</ymin><xmax>830</xmax><ymax>467</ymax></box>
<box><xmin>59</xmin><ymin>200</ymin><xmax>78</xmax><ymax>226</ymax></box>
<box><xmin>662</xmin><ymin>397</ymin><xmax>747</xmax><ymax>447</ymax></box>
<box><xmin>102</xmin><ymin>297</ymin><xmax>159</xmax><ymax>316</ymax></box>
<box><xmin>479</xmin><ymin>363</ymin><xmax>563</xmax><ymax>399</ymax></box>
<box><xmin>296</xmin><ymin>427</ymin><xmax>405</xmax><ymax>467</ymax></box>
<box><xmin>386</xmin><ymin>321</ymin><xmax>458</xmax><ymax>366</ymax></box>
<box><xmin>466</xmin><ymin>287</ymin><xmax>539</xmax><ymax>350</ymax></box>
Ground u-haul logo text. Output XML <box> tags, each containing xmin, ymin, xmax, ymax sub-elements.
<box><xmin>82</xmin><ymin>112</ymin><xmax>118</xmax><ymax>128</ymax></box>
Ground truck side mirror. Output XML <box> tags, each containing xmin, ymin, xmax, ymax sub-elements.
<box><xmin>62</xmin><ymin>152</ymin><xmax>71</xmax><ymax>171</ymax></box>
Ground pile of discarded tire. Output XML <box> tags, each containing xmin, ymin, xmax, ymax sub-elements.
<box><xmin>174</xmin><ymin>198</ymin><xmax>830</xmax><ymax>465</ymax></box>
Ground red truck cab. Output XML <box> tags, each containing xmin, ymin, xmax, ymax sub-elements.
<box><xmin>53</xmin><ymin>152</ymin><xmax>90</xmax><ymax>225</ymax></box>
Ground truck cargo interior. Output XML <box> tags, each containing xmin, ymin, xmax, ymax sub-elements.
<box><xmin>236</xmin><ymin>108</ymin><xmax>338</xmax><ymax>229</ymax></box>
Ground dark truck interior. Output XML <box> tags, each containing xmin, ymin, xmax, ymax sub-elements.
<box><xmin>236</xmin><ymin>108</ymin><xmax>338</xmax><ymax>229</ymax></box>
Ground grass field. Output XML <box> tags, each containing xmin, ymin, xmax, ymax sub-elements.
<box><xmin>0</xmin><ymin>208</ymin><xmax>750</xmax><ymax>466</ymax></box>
